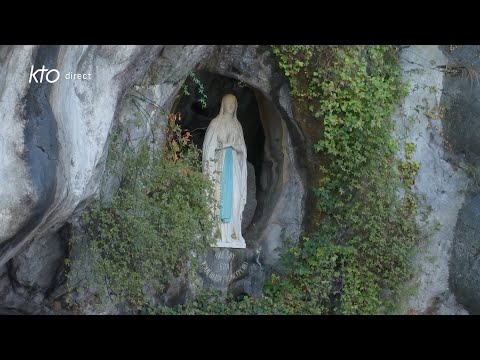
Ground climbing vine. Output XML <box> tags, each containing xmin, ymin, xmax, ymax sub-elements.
<box><xmin>267</xmin><ymin>45</ymin><xmax>418</xmax><ymax>314</ymax></box>
<box><xmin>183</xmin><ymin>72</ymin><xmax>208</xmax><ymax>109</ymax></box>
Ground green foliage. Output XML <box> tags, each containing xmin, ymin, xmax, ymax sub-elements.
<box><xmin>73</xmin><ymin>46</ymin><xmax>420</xmax><ymax>315</ymax></box>
<box><xmin>399</xmin><ymin>160</ymin><xmax>420</xmax><ymax>186</ymax></box>
<box><xmin>82</xmin><ymin>111</ymin><xmax>215</xmax><ymax>310</ymax></box>
<box><xmin>267</xmin><ymin>45</ymin><xmax>418</xmax><ymax>314</ymax></box>
<box><xmin>154</xmin><ymin>45</ymin><xmax>420</xmax><ymax>316</ymax></box>
<box><xmin>405</xmin><ymin>141</ymin><xmax>416</xmax><ymax>160</ymax></box>
<box><xmin>183</xmin><ymin>72</ymin><xmax>208</xmax><ymax>109</ymax></box>
<box><xmin>137</xmin><ymin>45</ymin><xmax>422</xmax><ymax>316</ymax></box>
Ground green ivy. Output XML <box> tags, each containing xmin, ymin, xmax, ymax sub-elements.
<box><xmin>79</xmin><ymin>111</ymin><xmax>216</xmax><ymax>311</ymax></box>
<box><xmin>183</xmin><ymin>72</ymin><xmax>208</xmax><ymax>109</ymax></box>
<box><xmin>265</xmin><ymin>45</ymin><xmax>418</xmax><ymax>314</ymax></box>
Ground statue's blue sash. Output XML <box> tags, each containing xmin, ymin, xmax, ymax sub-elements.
<box><xmin>220</xmin><ymin>146</ymin><xmax>234</xmax><ymax>223</ymax></box>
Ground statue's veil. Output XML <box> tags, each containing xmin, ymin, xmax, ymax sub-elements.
<box><xmin>219</xmin><ymin>94</ymin><xmax>238</xmax><ymax>120</ymax></box>
<box><xmin>202</xmin><ymin>94</ymin><xmax>240</xmax><ymax>172</ymax></box>
<box><xmin>202</xmin><ymin>93</ymin><xmax>247</xmax><ymax>216</ymax></box>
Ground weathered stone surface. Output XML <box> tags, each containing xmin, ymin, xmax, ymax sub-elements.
<box><xmin>450</xmin><ymin>194</ymin><xmax>480</xmax><ymax>314</ymax></box>
<box><xmin>439</xmin><ymin>46</ymin><xmax>480</xmax><ymax>315</ymax></box>
<box><xmin>0</xmin><ymin>46</ymin><xmax>39</xmax><ymax>247</ymax></box>
<box><xmin>197</xmin><ymin>247</ymin><xmax>265</xmax><ymax>300</ymax></box>
<box><xmin>242</xmin><ymin>162</ymin><xmax>257</xmax><ymax>232</ymax></box>
<box><xmin>242</xmin><ymin>261</ymin><xmax>266</xmax><ymax>299</ymax></box>
<box><xmin>259</xmin><ymin>93</ymin><xmax>304</xmax><ymax>266</ymax></box>
<box><xmin>441</xmin><ymin>46</ymin><xmax>480</xmax><ymax>168</ymax></box>
<box><xmin>11</xmin><ymin>232</ymin><xmax>65</xmax><ymax>290</ymax></box>
<box><xmin>163</xmin><ymin>277</ymin><xmax>189</xmax><ymax>307</ymax></box>
<box><xmin>0</xmin><ymin>45</ymin><xmax>165</xmax><ymax>268</ymax></box>
<box><xmin>0</xmin><ymin>264</ymin><xmax>10</xmax><ymax>298</ymax></box>
<box><xmin>393</xmin><ymin>45</ymin><xmax>470</xmax><ymax>314</ymax></box>
<box><xmin>0</xmin><ymin>45</ymin><xmax>307</xmax><ymax>313</ymax></box>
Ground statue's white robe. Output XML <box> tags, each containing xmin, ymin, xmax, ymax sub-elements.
<box><xmin>202</xmin><ymin>115</ymin><xmax>247</xmax><ymax>248</ymax></box>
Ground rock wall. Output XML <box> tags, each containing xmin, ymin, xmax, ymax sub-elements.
<box><xmin>441</xmin><ymin>46</ymin><xmax>480</xmax><ymax>315</ymax></box>
<box><xmin>0</xmin><ymin>45</ymin><xmax>306</xmax><ymax>313</ymax></box>
<box><xmin>0</xmin><ymin>45</ymin><xmax>164</xmax><ymax>268</ymax></box>
<box><xmin>2</xmin><ymin>44</ymin><xmax>479</xmax><ymax>314</ymax></box>
<box><xmin>1</xmin><ymin>46</ymin><xmax>39</xmax><ymax>248</ymax></box>
<box><xmin>0</xmin><ymin>45</ymin><xmax>213</xmax><ymax>312</ymax></box>
<box><xmin>394</xmin><ymin>45</ymin><xmax>480</xmax><ymax>315</ymax></box>
<box><xmin>450</xmin><ymin>195</ymin><xmax>480</xmax><ymax>314</ymax></box>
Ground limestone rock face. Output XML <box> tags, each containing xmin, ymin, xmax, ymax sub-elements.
<box><xmin>441</xmin><ymin>46</ymin><xmax>480</xmax><ymax>169</ymax></box>
<box><xmin>0</xmin><ymin>45</ymin><xmax>164</xmax><ymax>267</ymax></box>
<box><xmin>0</xmin><ymin>46</ymin><xmax>39</xmax><ymax>251</ymax></box>
<box><xmin>391</xmin><ymin>45</ymin><xmax>480</xmax><ymax>315</ymax></box>
<box><xmin>450</xmin><ymin>195</ymin><xmax>480</xmax><ymax>314</ymax></box>
<box><xmin>0</xmin><ymin>45</ymin><xmax>307</xmax><ymax>313</ymax></box>
<box><xmin>242</xmin><ymin>162</ymin><xmax>257</xmax><ymax>232</ymax></box>
<box><xmin>391</xmin><ymin>46</ymin><xmax>457</xmax><ymax>314</ymax></box>
<box><xmin>11</xmin><ymin>232</ymin><xmax>65</xmax><ymax>290</ymax></box>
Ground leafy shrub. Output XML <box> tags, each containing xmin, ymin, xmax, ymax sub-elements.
<box><xmin>82</xmin><ymin>112</ymin><xmax>215</xmax><ymax>310</ymax></box>
<box><xmin>264</xmin><ymin>45</ymin><xmax>417</xmax><ymax>314</ymax></box>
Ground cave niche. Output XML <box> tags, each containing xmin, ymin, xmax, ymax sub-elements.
<box><xmin>174</xmin><ymin>69</ymin><xmax>305</xmax><ymax>266</ymax></box>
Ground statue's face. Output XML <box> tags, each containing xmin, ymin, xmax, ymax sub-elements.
<box><xmin>223</xmin><ymin>96</ymin><xmax>236</xmax><ymax>115</ymax></box>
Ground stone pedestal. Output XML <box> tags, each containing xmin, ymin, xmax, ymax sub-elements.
<box><xmin>200</xmin><ymin>248</ymin><xmax>249</xmax><ymax>290</ymax></box>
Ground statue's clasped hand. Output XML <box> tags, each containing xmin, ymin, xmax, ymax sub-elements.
<box><xmin>224</xmin><ymin>144</ymin><xmax>242</xmax><ymax>153</ymax></box>
<box><xmin>223</xmin><ymin>136</ymin><xmax>242</xmax><ymax>153</ymax></box>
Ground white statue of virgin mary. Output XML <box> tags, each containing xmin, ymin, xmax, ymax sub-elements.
<box><xmin>202</xmin><ymin>94</ymin><xmax>247</xmax><ymax>248</ymax></box>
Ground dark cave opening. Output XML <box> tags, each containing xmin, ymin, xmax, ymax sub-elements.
<box><xmin>174</xmin><ymin>71</ymin><xmax>265</xmax><ymax>232</ymax></box>
<box><xmin>174</xmin><ymin>71</ymin><xmax>265</xmax><ymax>180</ymax></box>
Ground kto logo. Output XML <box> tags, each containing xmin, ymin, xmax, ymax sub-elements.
<box><xmin>29</xmin><ymin>65</ymin><xmax>60</xmax><ymax>83</ymax></box>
